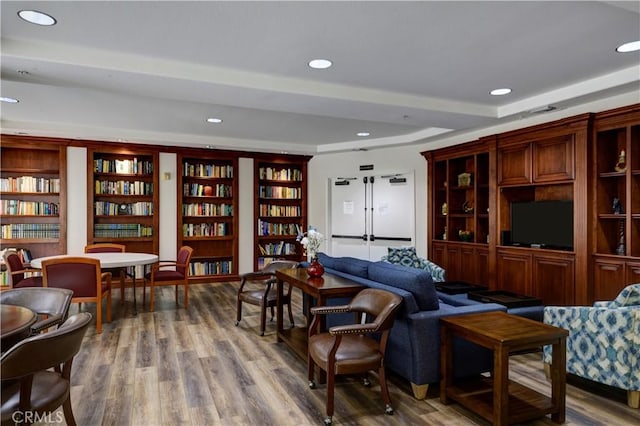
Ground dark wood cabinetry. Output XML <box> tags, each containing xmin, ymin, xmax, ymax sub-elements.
<box><xmin>87</xmin><ymin>147</ymin><xmax>159</xmax><ymax>254</ymax></box>
<box><xmin>178</xmin><ymin>152</ymin><xmax>238</xmax><ymax>282</ymax></box>
<box><xmin>253</xmin><ymin>155</ymin><xmax>310</xmax><ymax>270</ymax></box>
<box><xmin>0</xmin><ymin>137</ymin><xmax>67</xmax><ymax>260</ymax></box>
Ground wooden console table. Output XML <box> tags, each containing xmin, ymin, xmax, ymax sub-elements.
<box><xmin>274</xmin><ymin>268</ymin><xmax>364</xmax><ymax>360</ymax></box>
<box><xmin>440</xmin><ymin>311</ymin><xmax>568</xmax><ymax>425</ymax></box>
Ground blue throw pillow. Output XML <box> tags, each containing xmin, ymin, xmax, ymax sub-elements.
<box><xmin>386</xmin><ymin>246</ymin><xmax>422</xmax><ymax>268</ymax></box>
<box><xmin>368</xmin><ymin>261</ymin><xmax>439</xmax><ymax>311</ymax></box>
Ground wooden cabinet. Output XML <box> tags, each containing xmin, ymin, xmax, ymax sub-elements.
<box><xmin>433</xmin><ymin>242</ymin><xmax>489</xmax><ymax>286</ymax></box>
<box><xmin>591</xmin><ymin>104</ymin><xmax>640</xmax><ymax>299</ymax></box>
<box><xmin>496</xmin><ymin>248</ymin><xmax>532</xmax><ymax>296</ymax></box>
<box><xmin>87</xmin><ymin>147</ymin><xmax>159</xmax><ymax>254</ymax></box>
<box><xmin>0</xmin><ymin>137</ymin><xmax>67</xmax><ymax>261</ymax></box>
<box><xmin>254</xmin><ymin>155</ymin><xmax>310</xmax><ymax>270</ymax></box>
<box><xmin>178</xmin><ymin>153</ymin><xmax>238</xmax><ymax>282</ymax></box>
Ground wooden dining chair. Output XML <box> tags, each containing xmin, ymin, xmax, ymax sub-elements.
<box><xmin>2</xmin><ymin>250</ymin><xmax>43</xmax><ymax>288</ymax></box>
<box><xmin>143</xmin><ymin>246</ymin><xmax>193</xmax><ymax>312</ymax></box>
<box><xmin>41</xmin><ymin>257</ymin><xmax>112</xmax><ymax>334</ymax></box>
<box><xmin>85</xmin><ymin>243</ymin><xmax>127</xmax><ymax>304</ymax></box>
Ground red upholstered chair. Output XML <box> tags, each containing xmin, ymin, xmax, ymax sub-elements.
<box><xmin>2</xmin><ymin>250</ymin><xmax>43</xmax><ymax>288</ymax></box>
<box><xmin>84</xmin><ymin>243</ymin><xmax>127</xmax><ymax>304</ymax></box>
<box><xmin>308</xmin><ymin>288</ymin><xmax>403</xmax><ymax>426</ymax></box>
<box><xmin>143</xmin><ymin>246</ymin><xmax>193</xmax><ymax>312</ymax></box>
<box><xmin>42</xmin><ymin>257</ymin><xmax>111</xmax><ymax>334</ymax></box>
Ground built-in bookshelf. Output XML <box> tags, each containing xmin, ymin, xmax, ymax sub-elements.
<box><xmin>87</xmin><ymin>147</ymin><xmax>159</xmax><ymax>254</ymax></box>
<box><xmin>178</xmin><ymin>153</ymin><xmax>238</xmax><ymax>282</ymax></box>
<box><xmin>0</xmin><ymin>137</ymin><xmax>67</xmax><ymax>269</ymax></box>
<box><xmin>254</xmin><ymin>155</ymin><xmax>310</xmax><ymax>270</ymax></box>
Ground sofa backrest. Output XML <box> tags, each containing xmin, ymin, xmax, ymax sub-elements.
<box><xmin>367</xmin><ymin>261</ymin><xmax>439</xmax><ymax>311</ymax></box>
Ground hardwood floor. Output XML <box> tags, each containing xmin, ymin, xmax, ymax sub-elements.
<box><xmin>39</xmin><ymin>282</ymin><xmax>640</xmax><ymax>425</ymax></box>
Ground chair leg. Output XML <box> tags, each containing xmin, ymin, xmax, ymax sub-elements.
<box><xmin>260</xmin><ymin>302</ymin><xmax>267</xmax><ymax>336</ymax></box>
<box><xmin>308</xmin><ymin>354</ymin><xmax>316</xmax><ymax>388</ymax></box>
<box><xmin>379</xmin><ymin>366</ymin><xmax>394</xmax><ymax>414</ymax></box>
<box><xmin>142</xmin><ymin>279</ymin><xmax>147</xmax><ymax>307</ymax></box>
<box><xmin>96</xmin><ymin>297</ymin><xmax>103</xmax><ymax>334</ymax></box>
<box><xmin>326</xmin><ymin>370</ymin><xmax>335</xmax><ymax>424</ymax></box>
<box><xmin>106</xmin><ymin>291</ymin><xmax>112</xmax><ymax>323</ymax></box>
<box><xmin>119</xmin><ymin>271</ymin><xmax>125</xmax><ymax>305</ymax></box>
<box><xmin>150</xmin><ymin>283</ymin><xmax>155</xmax><ymax>312</ymax></box>
<box><xmin>629</xmin><ymin>390</ymin><xmax>640</xmax><ymax>408</ymax></box>
<box><xmin>236</xmin><ymin>299</ymin><xmax>242</xmax><ymax>326</ymax></box>
<box><xmin>62</xmin><ymin>395</ymin><xmax>77</xmax><ymax>426</ymax></box>
<box><xmin>183</xmin><ymin>280</ymin><xmax>188</xmax><ymax>309</ymax></box>
<box><xmin>286</xmin><ymin>301</ymin><xmax>295</xmax><ymax>328</ymax></box>
<box><xmin>175</xmin><ymin>284</ymin><xmax>179</xmax><ymax>306</ymax></box>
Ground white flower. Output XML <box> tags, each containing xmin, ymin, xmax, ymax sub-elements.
<box><xmin>297</xmin><ymin>228</ymin><xmax>324</xmax><ymax>259</ymax></box>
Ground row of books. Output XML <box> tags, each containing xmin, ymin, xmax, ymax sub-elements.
<box><xmin>183</xmin><ymin>162</ymin><xmax>233</xmax><ymax>178</ymax></box>
<box><xmin>182</xmin><ymin>222</ymin><xmax>229</xmax><ymax>237</ymax></box>
<box><xmin>94</xmin><ymin>158</ymin><xmax>153</xmax><ymax>175</ymax></box>
<box><xmin>258</xmin><ymin>241</ymin><xmax>298</xmax><ymax>255</ymax></box>
<box><xmin>257</xmin><ymin>220</ymin><xmax>302</xmax><ymax>236</ymax></box>
<box><xmin>258</xmin><ymin>204</ymin><xmax>301</xmax><ymax>217</ymax></box>
<box><xmin>0</xmin><ymin>247</ymin><xmax>33</xmax><ymax>263</ymax></box>
<box><xmin>1</xmin><ymin>200</ymin><xmax>59</xmax><ymax>216</ymax></box>
<box><xmin>190</xmin><ymin>260</ymin><xmax>233</xmax><ymax>276</ymax></box>
<box><xmin>258</xmin><ymin>167</ymin><xmax>303</xmax><ymax>181</ymax></box>
<box><xmin>93</xmin><ymin>224</ymin><xmax>153</xmax><ymax>238</ymax></box>
<box><xmin>94</xmin><ymin>201</ymin><xmax>154</xmax><ymax>216</ymax></box>
<box><xmin>1</xmin><ymin>223</ymin><xmax>60</xmax><ymax>239</ymax></box>
<box><xmin>182</xmin><ymin>203</ymin><xmax>233</xmax><ymax>217</ymax></box>
<box><xmin>0</xmin><ymin>176</ymin><xmax>61</xmax><ymax>193</ymax></box>
<box><xmin>258</xmin><ymin>186</ymin><xmax>302</xmax><ymax>199</ymax></box>
<box><xmin>95</xmin><ymin>180</ymin><xmax>153</xmax><ymax>196</ymax></box>
<box><xmin>182</xmin><ymin>183</ymin><xmax>232</xmax><ymax>197</ymax></box>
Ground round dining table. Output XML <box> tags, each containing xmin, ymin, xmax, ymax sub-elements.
<box><xmin>31</xmin><ymin>252</ymin><xmax>159</xmax><ymax>315</ymax></box>
<box><xmin>1</xmin><ymin>304</ymin><xmax>37</xmax><ymax>349</ymax></box>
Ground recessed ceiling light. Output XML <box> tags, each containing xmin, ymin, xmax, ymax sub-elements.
<box><xmin>308</xmin><ymin>59</ymin><xmax>333</xmax><ymax>69</ymax></box>
<box><xmin>1</xmin><ymin>97</ymin><xmax>19</xmax><ymax>103</ymax></box>
<box><xmin>356</xmin><ymin>132</ymin><xmax>371</xmax><ymax>137</ymax></box>
<box><xmin>18</xmin><ymin>10</ymin><xmax>56</xmax><ymax>26</ymax></box>
<box><xmin>616</xmin><ymin>40</ymin><xmax>640</xmax><ymax>53</ymax></box>
<box><xmin>206</xmin><ymin>117</ymin><xmax>223</xmax><ymax>123</ymax></box>
<box><xmin>490</xmin><ymin>88</ymin><xmax>512</xmax><ymax>96</ymax></box>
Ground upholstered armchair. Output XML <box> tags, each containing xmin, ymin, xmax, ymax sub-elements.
<box><xmin>381</xmin><ymin>246</ymin><xmax>445</xmax><ymax>282</ymax></box>
<box><xmin>543</xmin><ymin>283</ymin><xmax>640</xmax><ymax>408</ymax></box>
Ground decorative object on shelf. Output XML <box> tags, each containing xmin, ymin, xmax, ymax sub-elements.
<box><xmin>462</xmin><ymin>200</ymin><xmax>474</xmax><ymax>213</ymax></box>
<box><xmin>442</xmin><ymin>226</ymin><xmax>447</xmax><ymax>240</ymax></box>
<box><xmin>203</xmin><ymin>185</ymin><xmax>213</xmax><ymax>196</ymax></box>
<box><xmin>441</xmin><ymin>202</ymin><xmax>447</xmax><ymax>216</ymax></box>
<box><xmin>306</xmin><ymin>257</ymin><xmax>325</xmax><ymax>278</ymax></box>
<box><xmin>614</xmin><ymin>149</ymin><xmax>627</xmax><ymax>172</ymax></box>
<box><xmin>616</xmin><ymin>220</ymin><xmax>626</xmax><ymax>255</ymax></box>
<box><xmin>613</xmin><ymin>196</ymin><xmax>624</xmax><ymax>214</ymax></box>
<box><xmin>458</xmin><ymin>230</ymin><xmax>473</xmax><ymax>242</ymax></box>
<box><xmin>457</xmin><ymin>172</ymin><xmax>472</xmax><ymax>187</ymax></box>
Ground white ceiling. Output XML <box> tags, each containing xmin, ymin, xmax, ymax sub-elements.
<box><xmin>1</xmin><ymin>1</ymin><xmax>639</xmax><ymax>155</ymax></box>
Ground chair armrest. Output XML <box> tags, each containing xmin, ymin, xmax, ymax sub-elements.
<box><xmin>240</xmin><ymin>271</ymin><xmax>274</xmax><ymax>281</ymax></box>
<box><xmin>11</xmin><ymin>267</ymin><xmax>42</xmax><ymax>276</ymax></box>
<box><xmin>329</xmin><ymin>323</ymin><xmax>378</xmax><ymax>335</ymax></box>
<box><xmin>310</xmin><ymin>305</ymin><xmax>351</xmax><ymax>315</ymax></box>
<box><xmin>30</xmin><ymin>314</ymin><xmax>64</xmax><ymax>334</ymax></box>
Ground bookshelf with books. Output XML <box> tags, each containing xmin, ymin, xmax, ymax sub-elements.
<box><xmin>0</xmin><ymin>136</ymin><xmax>67</xmax><ymax>269</ymax></box>
<box><xmin>87</xmin><ymin>147</ymin><xmax>159</xmax><ymax>254</ymax></box>
<box><xmin>178</xmin><ymin>152</ymin><xmax>239</xmax><ymax>282</ymax></box>
<box><xmin>254</xmin><ymin>155</ymin><xmax>310</xmax><ymax>270</ymax></box>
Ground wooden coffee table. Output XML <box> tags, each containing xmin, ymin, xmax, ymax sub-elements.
<box><xmin>275</xmin><ymin>268</ymin><xmax>364</xmax><ymax>360</ymax></box>
<box><xmin>440</xmin><ymin>311</ymin><xmax>568</xmax><ymax>425</ymax></box>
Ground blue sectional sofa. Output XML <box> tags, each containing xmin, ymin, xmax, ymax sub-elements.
<box><xmin>315</xmin><ymin>253</ymin><xmax>507</xmax><ymax>399</ymax></box>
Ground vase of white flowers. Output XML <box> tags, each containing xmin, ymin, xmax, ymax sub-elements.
<box><xmin>297</xmin><ymin>228</ymin><xmax>325</xmax><ymax>277</ymax></box>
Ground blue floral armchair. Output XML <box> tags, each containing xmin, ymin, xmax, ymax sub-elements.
<box><xmin>543</xmin><ymin>283</ymin><xmax>640</xmax><ymax>408</ymax></box>
<box><xmin>381</xmin><ymin>246</ymin><xmax>446</xmax><ymax>282</ymax></box>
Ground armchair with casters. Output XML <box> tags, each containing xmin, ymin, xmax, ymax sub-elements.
<box><xmin>235</xmin><ymin>260</ymin><xmax>299</xmax><ymax>336</ymax></box>
<box><xmin>543</xmin><ymin>283</ymin><xmax>640</xmax><ymax>408</ymax></box>
<box><xmin>41</xmin><ymin>257</ymin><xmax>112</xmax><ymax>334</ymax></box>
<box><xmin>0</xmin><ymin>287</ymin><xmax>73</xmax><ymax>336</ymax></box>
<box><xmin>308</xmin><ymin>288</ymin><xmax>403</xmax><ymax>426</ymax></box>
<box><xmin>85</xmin><ymin>243</ymin><xmax>127</xmax><ymax>305</ymax></box>
<box><xmin>143</xmin><ymin>246</ymin><xmax>193</xmax><ymax>312</ymax></box>
<box><xmin>1</xmin><ymin>312</ymin><xmax>92</xmax><ymax>426</ymax></box>
<box><xmin>2</xmin><ymin>250</ymin><xmax>43</xmax><ymax>288</ymax></box>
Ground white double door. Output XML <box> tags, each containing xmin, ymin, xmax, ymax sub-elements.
<box><xmin>329</xmin><ymin>172</ymin><xmax>415</xmax><ymax>261</ymax></box>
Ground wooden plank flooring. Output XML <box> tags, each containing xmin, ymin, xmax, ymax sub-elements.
<box><xmin>36</xmin><ymin>282</ymin><xmax>640</xmax><ymax>425</ymax></box>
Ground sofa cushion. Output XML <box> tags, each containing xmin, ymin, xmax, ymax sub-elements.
<box><xmin>611</xmin><ymin>283</ymin><xmax>640</xmax><ymax>307</ymax></box>
<box><xmin>367</xmin><ymin>261</ymin><xmax>439</xmax><ymax>311</ymax></box>
<box><xmin>385</xmin><ymin>246</ymin><xmax>423</xmax><ymax>268</ymax></box>
<box><xmin>317</xmin><ymin>252</ymin><xmax>369</xmax><ymax>278</ymax></box>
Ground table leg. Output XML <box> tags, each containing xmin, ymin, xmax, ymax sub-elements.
<box><xmin>494</xmin><ymin>346</ymin><xmax>509</xmax><ymax>426</ymax></box>
<box><xmin>439</xmin><ymin>324</ymin><xmax>453</xmax><ymax>404</ymax></box>
<box><xmin>551</xmin><ymin>338</ymin><xmax>567</xmax><ymax>423</ymax></box>
<box><xmin>276</xmin><ymin>279</ymin><xmax>283</xmax><ymax>342</ymax></box>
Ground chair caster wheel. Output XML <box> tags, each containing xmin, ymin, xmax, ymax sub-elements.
<box><xmin>385</xmin><ymin>404</ymin><xmax>394</xmax><ymax>415</ymax></box>
<box><xmin>323</xmin><ymin>416</ymin><xmax>332</xmax><ymax>425</ymax></box>
<box><xmin>309</xmin><ymin>381</ymin><xmax>316</xmax><ymax>389</ymax></box>
<box><xmin>234</xmin><ymin>321</ymin><xmax>239</xmax><ymax>326</ymax></box>
<box><xmin>260</xmin><ymin>332</ymin><xmax>265</xmax><ymax>336</ymax></box>
<box><xmin>362</xmin><ymin>377</ymin><xmax>371</xmax><ymax>387</ymax></box>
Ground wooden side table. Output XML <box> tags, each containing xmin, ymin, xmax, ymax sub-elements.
<box><xmin>440</xmin><ymin>311</ymin><xmax>568</xmax><ymax>425</ymax></box>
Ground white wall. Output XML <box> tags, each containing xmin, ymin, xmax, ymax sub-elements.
<box><xmin>66</xmin><ymin>146</ymin><xmax>88</xmax><ymax>254</ymax></box>
<box><xmin>238</xmin><ymin>157</ymin><xmax>255</xmax><ymax>274</ymax></box>
<box><xmin>158</xmin><ymin>152</ymin><xmax>177</xmax><ymax>261</ymax></box>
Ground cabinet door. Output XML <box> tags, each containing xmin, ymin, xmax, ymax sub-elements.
<box><xmin>431</xmin><ymin>242</ymin><xmax>446</xmax><ymax>271</ymax></box>
<box><xmin>497</xmin><ymin>250</ymin><xmax>532</xmax><ymax>295</ymax></box>
<box><xmin>446</xmin><ymin>245</ymin><xmax>462</xmax><ymax>281</ymax></box>
<box><xmin>498</xmin><ymin>144</ymin><xmax>531</xmax><ymax>185</ymax></box>
<box><xmin>533</xmin><ymin>254</ymin><xmax>574</xmax><ymax>305</ymax></box>
<box><xmin>532</xmin><ymin>136</ymin><xmax>575</xmax><ymax>182</ymax></box>
<box><xmin>626</xmin><ymin>262</ymin><xmax>640</xmax><ymax>286</ymax></box>
<box><xmin>593</xmin><ymin>258</ymin><xmax>625</xmax><ymax>301</ymax></box>
<box><xmin>475</xmin><ymin>247</ymin><xmax>489</xmax><ymax>286</ymax></box>
<box><xmin>459</xmin><ymin>246</ymin><xmax>476</xmax><ymax>284</ymax></box>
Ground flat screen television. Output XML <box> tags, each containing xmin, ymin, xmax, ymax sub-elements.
<box><xmin>510</xmin><ymin>200</ymin><xmax>573</xmax><ymax>250</ymax></box>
